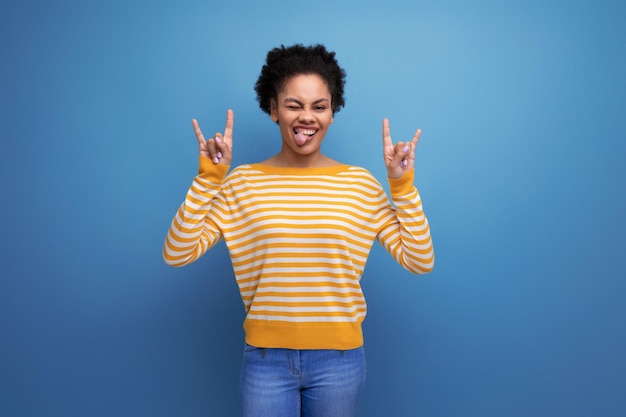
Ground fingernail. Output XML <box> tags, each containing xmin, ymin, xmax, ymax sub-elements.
<box><xmin>217</xmin><ymin>152</ymin><xmax>222</xmax><ymax>159</ymax></box>
<box><xmin>213</xmin><ymin>157</ymin><xmax>219</xmax><ymax>164</ymax></box>
<box><xmin>215</xmin><ymin>136</ymin><xmax>221</xmax><ymax>143</ymax></box>
<box><xmin>403</xmin><ymin>145</ymin><xmax>410</xmax><ymax>153</ymax></box>
<box><xmin>403</xmin><ymin>159</ymin><xmax>408</xmax><ymax>166</ymax></box>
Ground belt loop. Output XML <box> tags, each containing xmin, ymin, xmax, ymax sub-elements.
<box><xmin>261</xmin><ymin>348</ymin><xmax>266</xmax><ymax>358</ymax></box>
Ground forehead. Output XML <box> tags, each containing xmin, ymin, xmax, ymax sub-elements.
<box><xmin>278</xmin><ymin>73</ymin><xmax>331</xmax><ymax>100</ymax></box>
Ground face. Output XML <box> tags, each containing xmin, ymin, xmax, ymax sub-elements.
<box><xmin>270</xmin><ymin>73</ymin><xmax>334</xmax><ymax>161</ymax></box>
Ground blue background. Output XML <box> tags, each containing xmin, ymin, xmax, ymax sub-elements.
<box><xmin>2</xmin><ymin>0</ymin><xmax>625</xmax><ymax>416</ymax></box>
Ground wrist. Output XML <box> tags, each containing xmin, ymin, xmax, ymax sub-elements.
<box><xmin>388</xmin><ymin>169</ymin><xmax>415</xmax><ymax>196</ymax></box>
<box><xmin>199</xmin><ymin>156</ymin><xmax>229</xmax><ymax>181</ymax></box>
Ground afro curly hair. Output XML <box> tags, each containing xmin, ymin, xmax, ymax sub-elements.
<box><xmin>254</xmin><ymin>44</ymin><xmax>347</xmax><ymax>117</ymax></box>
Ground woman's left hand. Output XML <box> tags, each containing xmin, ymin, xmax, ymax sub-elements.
<box><xmin>382</xmin><ymin>118</ymin><xmax>421</xmax><ymax>179</ymax></box>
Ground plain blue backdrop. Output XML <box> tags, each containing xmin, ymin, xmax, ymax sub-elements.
<box><xmin>2</xmin><ymin>0</ymin><xmax>625</xmax><ymax>416</ymax></box>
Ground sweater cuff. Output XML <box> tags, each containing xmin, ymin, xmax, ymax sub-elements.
<box><xmin>198</xmin><ymin>156</ymin><xmax>230</xmax><ymax>183</ymax></box>
<box><xmin>388</xmin><ymin>169</ymin><xmax>415</xmax><ymax>197</ymax></box>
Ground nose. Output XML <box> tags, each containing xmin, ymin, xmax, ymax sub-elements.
<box><xmin>298</xmin><ymin>106</ymin><xmax>315</xmax><ymax>122</ymax></box>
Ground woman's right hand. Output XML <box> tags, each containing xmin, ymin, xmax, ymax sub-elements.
<box><xmin>192</xmin><ymin>109</ymin><xmax>234</xmax><ymax>165</ymax></box>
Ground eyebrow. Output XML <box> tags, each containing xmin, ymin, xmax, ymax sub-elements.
<box><xmin>283</xmin><ymin>98</ymin><xmax>330</xmax><ymax>105</ymax></box>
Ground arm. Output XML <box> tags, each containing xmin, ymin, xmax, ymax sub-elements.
<box><xmin>377</xmin><ymin>169</ymin><xmax>434</xmax><ymax>274</ymax></box>
<box><xmin>162</xmin><ymin>110</ymin><xmax>234</xmax><ymax>267</ymax></box>
<box><xmin>377</xmin><ymin>118</ymin><xmax>434</xmax><ymax>273</ymax></box>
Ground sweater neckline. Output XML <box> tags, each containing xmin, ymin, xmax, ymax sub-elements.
<box><xmin>248</xmin><ymin>163</ymin><xmax>351</xmax><ymax>176</ymax></box>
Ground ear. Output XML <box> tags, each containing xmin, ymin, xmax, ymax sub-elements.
<box><xmin>270</xmin><ymin>99</ymin><xmax>278</xmax><ymax>122</ymax></box>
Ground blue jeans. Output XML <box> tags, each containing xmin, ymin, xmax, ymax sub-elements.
<box><xmin>239</xmin><ymin>344</ymin><xmax>366</xmax><ymax>417</ymax></box>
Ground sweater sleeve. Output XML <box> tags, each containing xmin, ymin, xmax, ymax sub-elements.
<box><xmin>376</xmin><ymin>169</ymin><xmax>435</xmax><ymax>274</ymax></box>
<box><xmin>162</xmin><ymin>156</ymin><xmax>230</xmax><ymax>267</ymax></box>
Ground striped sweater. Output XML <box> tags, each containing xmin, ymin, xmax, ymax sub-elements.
<box><xmin>163</xmin><ymin>156</ymin><xmax>434</xmax><ymax>350</ymax></box>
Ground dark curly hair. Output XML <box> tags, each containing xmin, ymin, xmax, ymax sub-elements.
<box><xmin>254</xmin><ymin>44</ymin><xmax>347</xmax><ymax>116</ymax></box>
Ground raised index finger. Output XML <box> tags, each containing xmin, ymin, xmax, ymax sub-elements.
<box><xmin>223</xmin><ymin>109</ymin><xmax>234</xmax><ymax>143</ymax></box>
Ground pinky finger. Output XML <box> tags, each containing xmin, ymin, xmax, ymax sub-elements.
<box><xmin>412</xmin><ymin>128</ymin><xmax>422</xmax><ymax>147</ymax></box>
<box><xmin>192</xmin><ymin>119</ymin><xmax>206</xmax><ymax>144</ymax></box>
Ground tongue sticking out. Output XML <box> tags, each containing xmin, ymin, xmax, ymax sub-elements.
<box><xmin>295</xmin><ymin>132</ymin><xmax>310</xmax><ymax>145</ymax></box>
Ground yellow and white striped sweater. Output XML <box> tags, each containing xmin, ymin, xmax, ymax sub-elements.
<box><xmin>163</xmin><ymin>156</ymin><xmax>434</xmax><ymax>350</ymax></box>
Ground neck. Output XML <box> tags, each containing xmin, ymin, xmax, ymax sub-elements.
<box><xmin>266</xmin><ymin>149</ymin><xmax>333</xmax><ymax>168</ymax></box>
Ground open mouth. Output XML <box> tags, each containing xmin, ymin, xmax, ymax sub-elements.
<box><xmin>294</xmin><ymin>128</ymin><xmax>317</xmax><ymax>145</ymax></box>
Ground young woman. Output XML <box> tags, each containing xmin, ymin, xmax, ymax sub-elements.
<box><xmin>163</xmin><ymin>44</ymin><xmax>434</xmax><ymax>417</ymax></box>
